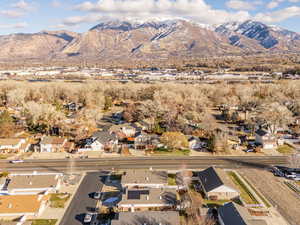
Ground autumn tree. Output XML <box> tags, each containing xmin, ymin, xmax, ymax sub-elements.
<box><xmin>257</xmin><ymin>102</ymin><xmax>293</xmax><ymax>134</ymax></box>
<box><xmin>160</xmin><ymin>132</ymin><xmax>188</xmax><ymax>150</ymax></box>
<box><xmin>0</xmin><ymin>110</ymin><xmax>16</xmax><ymax>137</ymax></box>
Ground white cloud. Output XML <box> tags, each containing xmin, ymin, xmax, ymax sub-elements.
<box><xmin>63</xmin><ymin>0</ymin><xmax>250</xmax><ymax>26</ymax></box>
<box><xmin>267</xmin><ymin>1</ymin><xmax>280</xmax><ymax>9</ymax></box>
<box><xmin>0</xmin><ymin>22</ymin><xmax>28</xmax><ymax>29</ymax></box>
<box><xmin>0</xmin><ymin>10</ymin><xmax>24</xmax><ymax>18</ymax></box>
<box><xmin>255</xmin><ymin>6</ymin><xmax>300</xmax><ymax>23</ymax></box>
<box><xmin>51</xmin><ymin>0</ymin><xmax>62</xmax><ymax>8</ymax></box>
<box><xmin>289</xmin><ymin>0</ymin><xmax>300</xmax><ymax>2</ymax></box>
<box><xmin>226</xmin><ymin>0</ymin><xmax>258</xmax><ymax>10</ymax></box>
<box><xmin>12</xmin><ymin>0</ymin><xmax>31</xmax><ymax>10</ymax></box>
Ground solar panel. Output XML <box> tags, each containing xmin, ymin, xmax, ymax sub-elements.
<box><xmin>128</xmin><ymin>190</ymin><xmax>141</xmax><ymax>200</ymax></box>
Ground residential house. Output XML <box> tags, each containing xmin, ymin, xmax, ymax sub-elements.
<box><xmin>40</xmin><ymin>137</ymin><xmax>68</xmax><ymax>153</ymax></box>
<box><xmin>218</xmin><ymin>202</ymin><xmax>267</xmax><ymax>225</ymax></box>
<box><xmin>134</xmin><ymin>133</ymin><xmax>161</xmax><ymax>150</ymax></box>
<box><xmin>198</xmin><ymin>167</ymin><xmax>239</xmax><ymax>200</ymax></box>
<box><xmin>110</xmin><ymin>124</ymin><xmax>137</xmax><ymax>138</ymax></box>
<box><xmin>1</xmin><ymin>173</ymin><xmax>62</xmax><ymax>195</ymax></box>
<box><xmin>89</xmin><ymin>131</ymin><xmax>119</xmax><ymax>152</ymax></box>
<box><xmin>0</xmin><ymin>138</ymin><xmax>28</xmax><ymax>154</ymax></box>
<box><xmin>121</xmin><ymin>170</ymin><xmax>168</xmax><ymax>188</ymax></box>
<box><xmin>188</xmin><ymin>136</ymin><xmax>203</xmax><ymax>150</ymax></box>
<box><xmin>111</xmin><ymin>211</ymin><xmax>180</xmax><ymax>225</ymax></box>
<box><xmin>0</xmin><ymin>195</ymin><xmax>49</xmax><ymax>218</ymax></box>
<box><xmin>117</xmin><ymin>188</ymin><xmax>178</xmax><ymax>212</ymax></box>
<box><xmin>255</xmin><ymin>129</ymin><xmax>277</xmax><ymax>150</ymax></box>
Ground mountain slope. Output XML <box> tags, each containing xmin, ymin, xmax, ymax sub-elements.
<box><xmin>215</xmin><ymin>20</ymin><xmax>300</xmax><ymax>51</ymax></box>
<box><xmin>0</xmin><ymin>31</ymin><xmax>77</xmax><ymax>61</ymax></box>
<box><xmin>61</xmin><ymin>19</ymin><xmax>242</xmax><ymax>61</ymax></box>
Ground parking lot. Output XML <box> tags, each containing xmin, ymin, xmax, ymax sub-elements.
<box><xmin>239</xmin><ymin>168</ymin><xmax>300</xmax><ymax>225</ymax></box>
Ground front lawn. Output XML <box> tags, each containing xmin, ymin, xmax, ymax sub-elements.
<box><xmin>152</xmin><ymin>147</ymin><xmax>190</xmax><ymax>156</ymax></box>
<box><xmin>50</xmin><ymin>193</ymin><xmax>70</xmax><ymax>208</ymax></box>
<box><xmin>31</xmin><ymin>219</ymin><xmax>57</xmax><ymax>225</ymax></box>
<box><xmin>168</xmin><ymin>174</ymin><xmax>177</xmax><ymax>185</ymax></box>
<box><xmin>277</xmin><ymin>144</ymin><xmax>294</xmax><ymax>154</ymax></box>
<box><xmin>227</xmin><ymin>171</ymin><xmax>259</xmax><ymax>205</ymax></box>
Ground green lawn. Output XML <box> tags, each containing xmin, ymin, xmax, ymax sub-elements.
<box><xmin>31</xmin><ymin>219</ymin><xmax>57</xmax><ymax>225</ymax></box>
<box><xmin>203</xmin><ymin>199</ymin><xmax>229</xmax><ymax>207</ymax></box>
<box><xmin>277</xmin><ymin>144</ymin><xmax>294</xmax><ymax>154</ymax></box>
<box><xmin>152</xmin><ymin>147</ymin><xmax>190</xmax><ymax>156</ymax></box>
<box><xmin>168</xmin><ymin>174</ymin><xmax>177</xmax><ymax>185</ymax></box>
<box><xmin>50</xmin><ymin>193</ymin><xmax>70</xmax><ymax>208</ymax></box>
<box><xmin>227</xmin><ymin>172</ymin><xmax>259</xmax><ymax>205</ymax></box>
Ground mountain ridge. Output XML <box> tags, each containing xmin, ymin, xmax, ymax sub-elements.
<box><xmin>0</xmin><ymin>19</ymin><xmax>299</xmax><ymax>63</ymax></box>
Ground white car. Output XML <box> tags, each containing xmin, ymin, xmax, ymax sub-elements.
<box><xmin>84</xmin><ymin>213</ymin><xmax>93</xmax><ymax>223</ymax></box>
<box><xmin>9</xmin><ymin>160</ymin><xmax>24</xmax><ymax>164</ymax></box>
<box><xmin>94</xmin><ymin>192</ymin><xmax>101</xmax><ymax>199</ymax></box>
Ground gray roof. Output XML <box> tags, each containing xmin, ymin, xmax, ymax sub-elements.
<box><xmin>198</xmin><ymin>167</ymin><xmax>236</xmax><ymax>192</ymax></box>
<box><xmin>119</xmin><ymin>188</ymin><xmax>177</xmax><ymax>205</ymax></box>
<box><xmin>92</xmin><ymin>131</ymin><xmax>117</xmax><ymax>143</ymax></box>
<box><xmin>255</xmin><ymin>129</ymin><xmax>268</xmax><ymax>136</ymax></box>
<box><xmin>121</xmin><ymin>170</ymin><xmax>168</xmax><ymax>185</ymax></box>
<box><xmin>218</xmin><ymin>202</ymin><xmax>267</xmax><ymax>225</ymax></box>
<box><xmin>111</xmin><ymin>211</ymin><xmax>180</xmax><ymax>225</ymax></box>
<box><xmin>8</xmin><ymin>174</ymin><xmax>60</xmax><ymax>190</ymax></box>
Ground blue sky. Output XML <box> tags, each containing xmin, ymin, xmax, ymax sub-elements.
<box><xmin>0</xmin><ymin>0</ymin><xmax>300</xmax><ymax>35</ymax></box>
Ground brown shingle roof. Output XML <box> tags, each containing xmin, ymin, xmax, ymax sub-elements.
<box><xmin>40</xmin><ymin>137</ymin><xmax>66</xmax><ymax>145</ymax></box>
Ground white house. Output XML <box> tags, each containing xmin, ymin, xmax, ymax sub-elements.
<box><xmin>198</xmin><ymin>167</ymin><xmax>239</xmax><ymax>200</ymax></box>
<box><xmin>255</xmin><ymin>129</ymin><xmax>277</xmax><ymax>149</ymax></box>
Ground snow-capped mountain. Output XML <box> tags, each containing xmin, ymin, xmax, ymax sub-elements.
<box><xmin>215</xmin><ymin>20</ymin><xmax>300</xmax><ymax>50</ymax></box>
<box><xmin>0</xmin><ymin>19</ymin><xmax>299</xmax><ymax>63</ymax></box>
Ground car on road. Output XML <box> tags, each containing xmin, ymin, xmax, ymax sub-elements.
<box><xmin>9</xmin><ymin>160</ymin><xmax>24</xmax><ymax>164</ymax></box>
<box><xmin>94</xmin><ymin>192</ymin><xmax>101</xmax><ymax>199</ymax></box>
<box><xmin>244</xmin><ymin>149</ymin><xmax>254</xmax><ymax>153</ymax></box>
<box><xmin>84</xmin><ymin>213</ymin><xmax>93</xmax><ymax>223</ymax></box>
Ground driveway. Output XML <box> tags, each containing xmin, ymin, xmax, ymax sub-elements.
<box><xmin>59</xmin><ymin>172</ymin><xmax>106</xmax><ymax>225</ymax></box>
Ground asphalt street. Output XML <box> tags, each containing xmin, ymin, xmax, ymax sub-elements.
<box><xmin>0</xmin><ymin>156</ymin><xmax>288</xmax><ymax>173</ymax></box>
<box><xmin>59</xmin><ymin>172</ymin><xmax>105</xmax><ymax>225</ymax></box>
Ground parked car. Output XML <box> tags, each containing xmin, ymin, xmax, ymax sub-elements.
<box><xmin>84</xmin><ymin>213</ymin><xmax>94</xmax><ymax>223</ymax></box>
<box><xmin>94</xmin><ymin>192</ymin><xmax>101</xmax><ymax>199</ymax></box>
<box><xmin>9</xmin><ymin>160</ymin><xmax>24</xmax><ymax>164</ymax></box>
<box><xmin>285</xmin><ymin>172</ymin><xmax>297</xmax><ymax>179</ymax></box>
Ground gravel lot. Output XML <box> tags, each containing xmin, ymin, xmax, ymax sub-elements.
<box><xmin>239</xmin><ymin>168</ymin><xmax>300</xmax><ymax>225</ymax></box>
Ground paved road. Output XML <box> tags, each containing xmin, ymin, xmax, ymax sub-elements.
<box><xmin>0</xmin><ymin>156</ymin><xmax>288</xmax><ymax>172</ymax></box>
<box><xmin>60</xmin><ymin>172</ymin><xmax>104</xmax><ymax>225</ymax></box>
